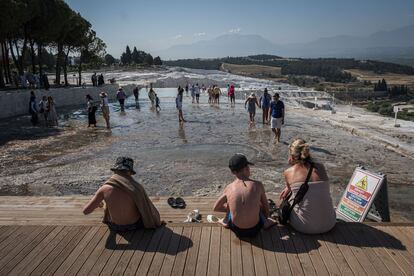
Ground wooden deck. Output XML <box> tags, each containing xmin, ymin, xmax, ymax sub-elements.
<box><xmin>0</xmin><ymin>196</ymin><xmax>413</xmax><ymax>275</ymax></box>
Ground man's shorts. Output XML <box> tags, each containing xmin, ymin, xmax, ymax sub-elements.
<box><xmin>226</xmin><ymin>212</ymin><xmax>265</xmax><ymax>238</ymax></box>
<box><xmin>104</xmin><ymin>219</ymin><xmax>144</xmax><ymax>232</ymax></box>
<box><xmin>271</xmin><ymin>117</ymin><xmax>283</xmax><ymax>129</ymax></box>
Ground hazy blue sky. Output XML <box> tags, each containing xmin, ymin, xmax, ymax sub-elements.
<box><xmin>66</xmin><ymin>0</ymin><xmax>414</xmax><ymax>57</ymax></box>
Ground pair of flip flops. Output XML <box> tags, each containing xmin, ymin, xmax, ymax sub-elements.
<box><xmin>167</xmin><ymin>197</ymin><xmax>186</xmax><ymax>209</ymax></box>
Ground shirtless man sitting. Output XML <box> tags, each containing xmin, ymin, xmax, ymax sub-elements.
<box><xmin>213</xmin><ymin>154</ymin><xmax>277</xmax><ymax>237</ymax></box>
<box><xmin>83</xmin><ymin>157</ymin><xmax>161</xmax><ymax>232</ymax></box>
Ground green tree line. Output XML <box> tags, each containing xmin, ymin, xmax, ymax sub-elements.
<box><xmin>119</xmin><ymin>46</ymin><xmax>162</xmax><ymax>66</ymax></box>
<box><xmin>0</xmin><ymin>0</ymin><xmax>106</xmax><ymax>88</ymax></box>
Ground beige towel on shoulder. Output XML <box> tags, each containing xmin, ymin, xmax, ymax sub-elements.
<box><xmin>103</xmin><ymin>173</ymin><xmax>162</xmax><ymax>229</ymax></box>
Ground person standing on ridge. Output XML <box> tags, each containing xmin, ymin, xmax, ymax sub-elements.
<box><xmin>268</xmin><ymin>93</ymin><xmax>285</xmax><ymax>143</ymax></box>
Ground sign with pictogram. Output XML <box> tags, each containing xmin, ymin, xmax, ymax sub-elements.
<box><xmin>336</xmin><ymin>167</ymin><xmax>385</xmax><ymax>222</ymax></box>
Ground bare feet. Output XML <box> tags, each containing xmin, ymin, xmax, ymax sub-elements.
<box><xmin>218</xmin><ymin>218</ymin><xmax>230</xmax><ymax>228</ymax></box>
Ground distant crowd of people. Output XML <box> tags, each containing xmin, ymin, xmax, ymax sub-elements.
<box><xmin>13</xmin><ymin>71</ymin><xmax>50</xmax><ymax>90</ymax></box>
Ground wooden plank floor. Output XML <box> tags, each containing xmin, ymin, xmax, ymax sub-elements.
<box><xmin>0</xmin><ymin>196</ymin><xmax>413</xmax><ymax>275</ymax></box>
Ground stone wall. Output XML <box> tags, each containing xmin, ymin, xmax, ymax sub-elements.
<box><xmin>0</xmin><ymin>84</ymin><xmax>135</xmax><ymax>119</ymax></box>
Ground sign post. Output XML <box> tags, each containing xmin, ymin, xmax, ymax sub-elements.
<box><xmin>336</xmin><ymin>167</ymin><xmax>387</xmax><ymax>222</ymax></box>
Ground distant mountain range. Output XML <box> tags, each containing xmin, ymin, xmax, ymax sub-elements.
<box><xmin>156</xmin><ymin>25</ymin><xmax>414</xmax><ymax>66</ymax></box>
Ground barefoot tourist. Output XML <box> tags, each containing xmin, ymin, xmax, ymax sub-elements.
<box><xmin>86</xmin><ymin>94</ymin><xmax>97</xmax><ymax>127</ymax></box>
<box><xmin>213</xmin><ymin>85</ymin><xmax>221</xmax><ymax>104</ymax></box>
<box><xmin>148</xmin><ymin>84</ymin><xmax>156</xmax><ymax>108</ymax></box>
<box><xmin>228</xmin><ymin>84</ymin><xmax>236</xmax><ymax>105</ymax></box>
<box><xmin>39</xmin><ymin>95</ymin><xmax>48</xmax><ymax>126</ymax></box>
<box><xmin>195</xmin><ymin>83</ymin><xmax>200</xmax><ymax>104</ymax></box>
<box><xmin>116</xmin><ymin>87</ymin><xmax>126</xmax><ymax>112</ymax></box>
<box><xmin>155</xmin><ymin>93</ymin><xmax>161</xmax><ymax>112</ymax></box>
<box><xmin>83</xmin><ymin>157</ymin><xmax>162</xmax><ymax>231</ymax></box>
<box><xmin>280</xmin><ymin>138</ymin><xmax>336</xmax><ymax>234</ymax></box>
<box><xmin>29</xmin><ymin>91</ymin><xmax>39</xmax><ymax>126</ymax></box>
<box><xmin>176</xmin><ymin>86</ymin><xmax>186</xmax><ymax>122</ymax></box>
<box><xmin>47</xmin><ymin>96</ymin><xmax>58</xmax><ymax>127</ymax></box>
<box><xmin>100</xmin><ymin>91</ymin><xmax>111</xmax><ymax>129</ymax></box>
<box><xmin>213</xmin><ymin>154</ymin><xmax>276</xmax><ymax>238</ymax></box>
<box><xmin>133</xmin><ymin>85</ymin><xmax>140</xmax><ymax>109</ymax></box>
<box><xmin>259</xmin><ymin>88</ymin><xmax>271</xmax><ymax>124</ymax></box>
<box><xmin>269</xmin><ymin>93</ymin><xmax>285</xmax><ymax>143</ymax></box>
<box><xmin>245</xmin><ymin>93</ymin><xmax>259</xmax><ymax>124</ymax></box>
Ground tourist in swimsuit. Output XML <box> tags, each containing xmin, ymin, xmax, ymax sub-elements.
<box><xmin>83</xmin><ymin>157</ymin><xmax>162</xmax><ymax>232</ymax></box>
<box><xmin>213</xmin><ymin>154</ymin><xmax>276</xmax><ymax>238</ymax></box>
<box><xmin>244</xmin><ymin>93</ymin><xmax>259</xmax><ymax>124</ymax></box>
<box><xmin>280</xmin><ymin>138</ymin><xmax>336</xmax><ymax>234</ymax></box>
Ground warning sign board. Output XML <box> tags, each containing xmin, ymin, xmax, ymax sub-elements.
<box><xmin>336</xmin><ymin>167</ymin><xmax>385</xmax><ymax>222</ymax></box>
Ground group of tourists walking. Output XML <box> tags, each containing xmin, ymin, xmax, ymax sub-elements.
<box><xmin>28</xmin><ymin>91</ymin><xmax>58</xmax><ymax>127</ymax></box>
<box><xmin>245</xmin><ymin>89</ymin><xmax>285</xmax><ymax>143</ymax></box>
<box><xmin>28</xmin><ymin>83</ymin><xmax>284</xmax><ymax>145</ymax></box>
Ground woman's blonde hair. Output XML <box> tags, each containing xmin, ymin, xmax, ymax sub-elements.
<box><xmin>289</xmin><ymin>138</ymin><xmax>312</xmax><ymax>164</ymax></box>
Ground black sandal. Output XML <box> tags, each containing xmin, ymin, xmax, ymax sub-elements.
<box><xmin>175</xmin><ymin>197</ymin><xmax>186</xmax><ymax>209</ymax></box>
<box><xmin>168</xmin><ymin>197</ymin><xmax>177</xmax><ymax>208</ymax></box>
